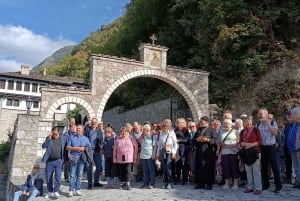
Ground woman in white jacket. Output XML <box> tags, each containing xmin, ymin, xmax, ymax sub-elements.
<box><xmin>156</xmin><ymin>119</ymin><xmax>178</xmax><ymax>189</ymax></box>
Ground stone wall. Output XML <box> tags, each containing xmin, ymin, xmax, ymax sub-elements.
<box><xmin>102</xmin><ymin>98</ymin><xmax>192</xmax><ymax>131</ymax></box>
<box><xmin>0</xmin><ymin>109</ymin><xmax>39</xmax><ymax>143</ymax></box>
<box><xmin>6</xmin><ymin>115</ymin><xmax>52</xmax><ymax>200</ymax></box>
<box><xmin>0</xmin><ymin>173</ymin><xmax>7</xmax><ymax>201</ymax></box>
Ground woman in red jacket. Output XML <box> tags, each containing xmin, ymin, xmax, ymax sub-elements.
<box><xmin>239</xmin><ymin>117</ymin><xmax>262</xmax><ymax>195</ymax></box>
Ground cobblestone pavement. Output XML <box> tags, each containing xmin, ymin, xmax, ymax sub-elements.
<box><xmin>33</xmin><ymin>178</ymin><xmax>300</xmax><ymax>201</ymax></box>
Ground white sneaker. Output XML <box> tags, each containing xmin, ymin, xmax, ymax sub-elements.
<box><xmin>74</xmin><ymin>190</ymin><xmax>82</xmax><ymax>196</ymax></box>
<box><xmin>54</xmin><ymin>192</ymin><xmax>60</xmax><ymax>197</ymax></box>
<box><xmin>292</xmin><ymin>176</ymin><xmax>296</xmax><ymax>185</ymax></box>
<box><xmin>232</xmin><ymin>185</ymin><xmax>239</xmax><ymax>190</ymax></box>
<box><xmin>68</xmin><ymin>191</ymin><xmax>73</xmax><ymax>197</ymax></box>
<box><xmin>222</xmin><ymin>184</ymin><xmax>230</xmax><ymax>190</ymax></box>
<box><xmin>45</xmin><ymin>192</ymin><xmax>54</xmax><ymax>199</ymax></box>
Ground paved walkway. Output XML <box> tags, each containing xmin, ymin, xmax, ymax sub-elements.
<box><xmin>34</xmin><ymin>178</ymin><xmax>300</xmax><ymax>201</ymax></box>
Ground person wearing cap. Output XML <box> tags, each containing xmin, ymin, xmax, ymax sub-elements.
<box><xmin>193</xmin><ymin>116</ymin><xmax>218</xmax><ymax>190</ymax></box>
<box><xmin>284</xmin><ymin>110</ymin><xmax>294</xmax><ymax>184</ymax></box>
<box><xmin>286</xmin><ymin>106</ymin><xmax>300</xmax><ymax>189</ymax></box>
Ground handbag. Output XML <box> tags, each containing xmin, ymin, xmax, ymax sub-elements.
<box><xmin>237</xmin><ymin>147</ymin><xmax>258</xmax><ymax>166</ymax></box>
<box><xmin>216</xmin><ymin>129</ymin><xmax>233</xmax><ymax>175</ymax></box>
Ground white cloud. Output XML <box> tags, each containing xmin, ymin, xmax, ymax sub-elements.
<box><xmin>0</xmin><ymin>24</ymin><xmax>75</xmax><ymax>72</ymax></box>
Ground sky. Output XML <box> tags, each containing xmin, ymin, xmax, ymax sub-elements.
<box><xmin>0</xmin><ymin>0</ymin><xmax>130</xmax><ymax>72</ymax></box>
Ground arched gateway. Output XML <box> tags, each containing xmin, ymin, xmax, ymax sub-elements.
<box><xmin>8</xmin><ymin>43</ymin><xmax>210</xmax><ymax>185</ymax></box>
<box><xmin>41</xmin><ymin>43</ymin><xmax>210</xmax><ymax>123</ymax></box>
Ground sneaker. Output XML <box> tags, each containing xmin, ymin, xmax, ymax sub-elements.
<box><xmin>222</xmin><ymin>184</ymin><xmax>230</xmax><ymax>190</ymax></box>
<box><xmin>68</xmin><ymin>191</ymin><xmax>73</xmax><ymax>197</ymax></box>
<box><xmin>74</xmin><ymin>190</ymin><xmax>82</xmax><ymax>196</ymax></box>
<box><xmin>232</xmin><ymin>185</ymin><xmax>239</xmax><ymax>191</ymax></box>
<box><xmin>254</xmin><ymin>190</ymin><xmax>262</xmax><ymax>195</ymax></box>
<box><xmin>45</xmin><ymin>192</ymin><xmax>53</xmax><ymax>199</ymax></box>
<box><xmin>148</xmin><ymin>185</ymin><xmax>154</xmax><ymax>189</ymax></box>
<box><xmin>54</xmin><ymin>192</ymin><xmax>60</xmax><ymax>198</ymax></box>
<box><xmin>124</xmin><ymin>183</ymin><xmax>131</xmax><ymax>190</ymax></box>
<box><xmin>166</xmin><ymin>184</ymin><xmax>172</xmax><ymax>189</ymax></box>
<box><xmin>291</xmin><ymin>176</ymin><xmax>296</xmax><ymax>185</ymax></box>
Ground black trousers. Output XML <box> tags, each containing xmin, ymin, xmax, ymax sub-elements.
<box><xmin>284</xmin><ymin>148</ymin><xmax>292</xmax><ymax>179</ymax></box>
<box><xmin>261</xmin><ymin>145</ymin><xmax>282</xmax><ymax>190</ymax></box>
<box><xmin>194</xmin><ymin>146</ymin><xmax>216</xmax><ymax>186</ymax></box>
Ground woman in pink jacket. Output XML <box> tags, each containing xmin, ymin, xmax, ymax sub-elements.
<box><xmin>113</xmin><ymin>127</ymin><xmax>138</xmax><ymax>190</ymax></box>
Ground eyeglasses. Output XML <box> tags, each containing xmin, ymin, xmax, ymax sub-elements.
<box><xmin>189</xmin><ymin>126</ymin><xmax>195</xmax><ymax>128</ymax></box>
<box><xmin>33</xmin><ymin>167</ymin><xmax>39</xmax><ymax>169</ymax></box>
<box><xmin>161</xmin><ymin>125</ymin><xmax>167</xmax><ymax>128</ymax></box>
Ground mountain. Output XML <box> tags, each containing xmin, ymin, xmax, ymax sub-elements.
<box><xmin>33</xmin><ymin>45</ymin><xmax>75</xmax><ymax>70</ymax></box>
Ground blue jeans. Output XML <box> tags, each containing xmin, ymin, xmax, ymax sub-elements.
<box><xmin>162</xmin><ymin>154</ymin><xmax>173</xmax><ymax>184</ymax></box>
<box><xmin>87</xmin><ymin>151</ymin><xmax>102</xmax><ymax>184</ymax></box>
<box><xmin>13</xmin><ymin>189</ymin><xmax>39</xmax><ymax>201</ymax></box>
<box><xmin>45</xmin><ymin>159</ymin><xmax>63</xmax><ymax>192</ymax></box>
<box><xmin>141</xmin><ymin>158</ymin><xmax>156</xmax><ymax>186</ymax></box>
<box><xmin>291</xmin><ymin>152</ymin><xmax>300</xmax><ymax>185</ymax></box>
<box><xmin>69</xmin><ymin>158</ymin><xmax>85</xmax><ymax>191</ymax></box>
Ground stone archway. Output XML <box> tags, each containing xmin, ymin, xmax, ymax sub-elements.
<box><xmin>45</xmin><ymin>95</ymin><xmax>96</xmax><ymax>120</ymax></box>
<box><xmin>96</xmin><ymin>69</ymin><xmax>202</xmax><ymax>121</ymax></box>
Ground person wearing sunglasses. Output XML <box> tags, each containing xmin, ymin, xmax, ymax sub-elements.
<box><xmin>13</xmin><ymin>164</ymin><xmax>44</xmax><ymax>201</ymax></box>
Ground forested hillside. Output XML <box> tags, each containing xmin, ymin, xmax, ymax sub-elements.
<box><xmin>40</xmin><ymin>0</ymin><xmax>300</xmax><ymax>115</ymax></box>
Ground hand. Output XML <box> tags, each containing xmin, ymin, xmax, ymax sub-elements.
<box><xmin>240</xmin><ymin>142</ymin><xmax>246</xmax><ymax>147</ymax></box>
<box><xmin>171</xmin><ymin>153</ymin><xmax>176</xmax><ymax>159</ymax></box>
<box><xmin>48</xmin><ymin>133</ymin><xmax>52</xmax><ymax>139</ymax></box>
<box><xmin>261</xmin><ymin>118</ymin><xmax>269</xmax><ymax>125</ymax></box>
<box><xmin>216</xmin><ymin>150</ymin><xmax>220</xmax><ymax>156</ymax></box>
<box><xmin>244</xmin><ymin>144</ymin><xmax>252</xmax><ymax>149</ymax></box>
<box><xmin>24</xmin><ymin>192</ymin><xmax>30</xmax><ymax>196</ymax></box>
<box><xmin>113</xmin><ymin>158</ymin><xmax>117</xmax><ymax>163</ymax></box>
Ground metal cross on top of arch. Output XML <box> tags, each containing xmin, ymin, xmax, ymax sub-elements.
<box><xmin>150</xmin><ymin>34</ymin><xmax>157</xmax><ymax>45</ymax></box>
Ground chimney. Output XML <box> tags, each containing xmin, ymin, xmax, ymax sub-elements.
<box><xmin>20</xmin><ymin>65</ymin><xmax>30</xmax><ymax>75</ymax></box>
<box><xmin>43</xmin><ymin>68</ymin><xmax>47</xmax><ymax>75</ymax></box>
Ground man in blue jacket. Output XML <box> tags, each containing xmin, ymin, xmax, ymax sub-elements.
<box><xmin>286</xmin><ymin>106</ymin><xmax>300</xmax><ymax>188</ymax></box>
<box><xmin>42</xmin><ymin>126</ymin><xmax>68</xmax><ymax>199</ymax></box>
<box><xmin>13</xmin><ymin>164</ymin><xmax>43</xmax><ymax>201</ymax></box>
<box><xmin>84</xmin><ymin>118</ymin><xmax>104</xmax><ymax>189</ymax></box>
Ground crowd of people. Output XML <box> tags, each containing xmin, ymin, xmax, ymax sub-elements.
<box><xmin>13</xmin><ymin>107</ymin><xmax>300</xmax><ymax>200</ymax></box>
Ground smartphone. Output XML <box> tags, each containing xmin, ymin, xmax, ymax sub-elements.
<box><xmin>122</xmin><ymin>155</ymin><xmax>125</xmax><ymax>161</ymax></box>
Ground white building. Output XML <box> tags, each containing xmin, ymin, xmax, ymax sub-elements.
<box><xmin>0</xmin><ymin>65</ymin><xmax>87</xmax><ymax>142</ymax></box>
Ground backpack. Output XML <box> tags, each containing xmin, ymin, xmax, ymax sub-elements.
<box><xmin>256</xmin><ymin>120</ymin><xmax>275</xmax><ymax>128</ymax></box>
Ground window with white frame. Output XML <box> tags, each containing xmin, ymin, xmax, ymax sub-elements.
<box><xmin>0</xmin><ymin>79</ymin><xmax>5</xmax><ymax>89</ymax></box>
<box><xmin>7</xmin><ymin>80</ymin><xmax>14</xmax><ymax>90</ymax></box>
<box><xmin>32</xmin><ymin>83</ymin><xmax>38</xmax><ymax>92</ymax></box>
<box><xmin>24</xmin><ymin>82</ymin><xmax>30</xmax><ymax>92</ymax></box>
<box><xmin>16</xmin><ymin>81</ymin><xmax>22</xmax><ymax>91</ymax></box>
<box><xmin>33</xmin><ymin>101</ymin><xmax>39</xmax><ymax>108</ymax></box>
